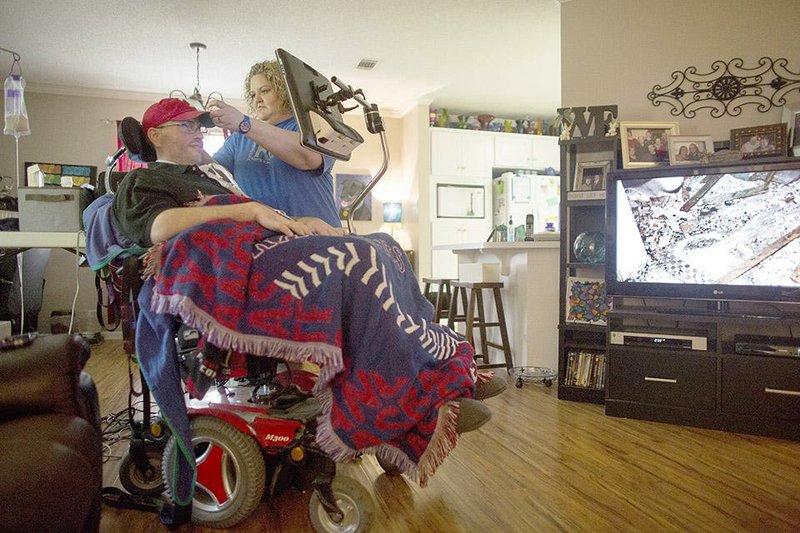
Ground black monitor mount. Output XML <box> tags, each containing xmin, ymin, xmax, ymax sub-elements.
<box><xmin>276</xmin><ymin>48</ymin><xmax>389</xmax><ymax>234</ymax></box>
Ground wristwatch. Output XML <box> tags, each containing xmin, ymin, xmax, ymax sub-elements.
<box><xmin>238</xmin><ymin>115</ymin><xmax>251</xmax><ymax>134</ymax></box>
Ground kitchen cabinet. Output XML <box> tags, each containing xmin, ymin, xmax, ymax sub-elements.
<box><xmin>494</xmin><ymin>133</ymin><xmax>560</xmax><ymax>171</ymax></box>
<box><xmin>430</xmin><ymin>129</ymin><xmax>493</xmax><ymax>177</ymax></box>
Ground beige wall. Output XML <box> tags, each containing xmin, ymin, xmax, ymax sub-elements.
<box><xmin>561</xmin><ymin>0</ymin><xmax>800</xmax><ymax>140</ymax></box>
<box><xmin>0</xmin><ymin>92</ymin><xmax>407</xmax><ymax>332</ymax></box>
<box><xmin>1</xmin><ymin>93</ymin><xmax>151</xmax><ymax>334</ymax></box>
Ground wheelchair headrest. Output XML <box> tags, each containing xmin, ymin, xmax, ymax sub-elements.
<box><xmin>119</xmin><ymin>116</ymin><xmax>157</xmax><ymax>163</ymax></box>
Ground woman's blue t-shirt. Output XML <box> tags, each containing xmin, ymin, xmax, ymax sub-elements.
<box><xmin>213</xmin><ymin>117</ymin><xmax>341</xmax><ymax>227</ymax></box>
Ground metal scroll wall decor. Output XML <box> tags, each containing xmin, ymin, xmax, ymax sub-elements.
<box><xmin>648</xmin><ymin>57</ymin><xmax>800</xmax><ymax>118</ymax></box>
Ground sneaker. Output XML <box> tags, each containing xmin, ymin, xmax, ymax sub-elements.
<box><xmin>455</xmin><ymin>398</ymin><xmax>492</xmax><ymax>434</ymax></box>
<box><xmin>474</xmin><ymin>374</ymin><xmax>507</xmax><ymax>400</ymax></box>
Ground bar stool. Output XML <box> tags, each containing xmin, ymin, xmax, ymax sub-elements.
<box><xmin>422</xmin><ymin>278</ymin><xmax>453</xmax><ymax>323</ymax></box>
<box><xmin>447</xmin><ymin>281</ymin><xmax>514</xmax><ymax>371</ymax></box>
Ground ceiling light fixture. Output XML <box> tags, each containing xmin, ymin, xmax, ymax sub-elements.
<box><xmin>170</xmin><ymin>42</ymin><xmax>222</xmax><ymax>110</ymax></box>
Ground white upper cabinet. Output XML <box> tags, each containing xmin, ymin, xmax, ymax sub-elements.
<box><xmin>494</xmin><ymin>132</ymin><xmax>560</xmax><ymax>172</ymax></box>
<box><xmin>531</xmin><ymin>135</ymin><xmax>560</xmax><ymax>171</ymax></box>
<box><xmin>431</xmin><ymin>129</ymin><xmax>493</xmax><ymax>177</ymax></box>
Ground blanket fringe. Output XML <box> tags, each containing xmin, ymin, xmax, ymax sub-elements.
<box><xmin>151</xmin><ymin>293</ymin><xmax>344</xmax><ymax>381</ymax></box>
<box><xmin>313</xmin><ymin>393</ymin><xmax>460</xmax><ymax>488</ymax></box>
<box><xmin>415</xmin><ymin>400</ymin><xmax>460</xmax><ymax>487</ymax></box>
<box><xmin>141</xmin><ymin>243</ymin><xmax>165</xmax><ymax>279</ymax></box>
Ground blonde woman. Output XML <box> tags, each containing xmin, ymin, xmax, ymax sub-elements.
<box><xmin>207</xmin><ymin>60</ymin><xmax>340</xmax><ymax>227</ymax></box>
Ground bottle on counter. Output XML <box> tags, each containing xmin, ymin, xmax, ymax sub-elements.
<box><xmin>507</xmin><ymin>216</ymin><xmax>515</xmax><ymax>242</ymax></box>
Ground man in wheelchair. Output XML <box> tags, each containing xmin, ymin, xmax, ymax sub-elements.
<box><xmin>98</xmin><ymin>98</ymin><xmax>504</xmax><ymax>528</ymax></box>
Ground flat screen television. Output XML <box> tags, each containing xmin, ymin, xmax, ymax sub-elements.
<box><xmin>606</xmin><ymin>158</ymin><xmax>800</xmax><ymax>305</ymax></box>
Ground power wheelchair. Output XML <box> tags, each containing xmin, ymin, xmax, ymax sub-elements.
<box><xmin>92</xmin><ymin>51</ymin><xmax>393</xmax><ymax>527</ymax></box>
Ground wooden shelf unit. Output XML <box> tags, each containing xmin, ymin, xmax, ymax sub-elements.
<box><xmin>557</xmin><ymin>136</ymin><xmax>619</xmax><ymax>403</ymax></box>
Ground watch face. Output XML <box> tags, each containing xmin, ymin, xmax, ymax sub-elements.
<box><xmin>239</xmin><ymin>116</ymin><xmax>251</xmax><ymax>133</ymax></box>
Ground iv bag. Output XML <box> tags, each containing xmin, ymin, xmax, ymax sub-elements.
<box><xmin>4</xmin><ymin>74</ymin><xmax>31</xmax><ymax>138</ymax></box>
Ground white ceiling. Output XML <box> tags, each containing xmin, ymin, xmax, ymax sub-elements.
<box><xmin>0</xmin><ymin>0</ymin><xmax>562</xmax><ymax>119</ymax></box>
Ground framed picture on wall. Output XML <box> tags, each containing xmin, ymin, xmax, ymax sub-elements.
<box><xmin>620</xmin><ymin>121</ymin><xmax>680</xmax><ymax>169</ymax></box>
<box><xmin>668</xmin><ymin>135</ymin><xmax>714</xmax><ymax>165</ymax></box>
<box><xmin>335</xmin><ymin>173</ymin><xmax>372</xmax><ymax>221</ymax></box>
<box><xmin>730</xmin><ymin>123</ymin><xmax>787</xmax><ymax>159</ymax></box>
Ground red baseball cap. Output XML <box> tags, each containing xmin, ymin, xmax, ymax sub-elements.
<box><xmin>141</xmin><ymin>98</ymin><xmax>214</xmax><ymax>136</ymax></box>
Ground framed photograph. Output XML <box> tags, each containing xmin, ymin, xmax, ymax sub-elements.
<box><xmin>620</xmin><ymin>121</ymin><xmax>680</xmax><ymax>169</ymax></box>
<box><xmin>668</xmin><ymin>135</ymin><xmax>715</xmax><ymax>165</ymax></box>
<box><xmin>782</xmin><ymin>103</ymin><xmax>800</xmax><ymax>156</ymax></box>
<box><xmin>730</xmin><ymin>123</ymin><xmax>788</xmax><ymax>159</ymax></box>
<box><xmin>335</xmin><ymin>173</ymin><xmax>372</xmax><ymax>221</ymax></box>
<box><xmin>568</xmin><ymin>160</ymin><xmax>611</xmax><ymax>200</ymax></box>
<box><xmin>436</xmin><ymin>184</ymin><xmax>485</xmax><ymax>218</ymax></box>
<box><xmin>565</xmin><ymin>277</ymin><xmax>610</xmax><ymax>326</ymax></box>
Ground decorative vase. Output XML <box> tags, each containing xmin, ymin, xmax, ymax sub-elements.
<box><xmin>476</xmin><ymin>114</ymin><xmax>494</xmax><ymax>130</ymax></box>
<box><xmin>437</xmin><ymin>109</ymin><xmax>449</xmax><ymax>128</ymax></box>
<box><xmin>573</xmin><ymin>232</ymin><xmax>606</xmax><ymax>263</ymax></box>
<box><xmin>457</xmin><ymin>115</ymin><xmax>470</xmax><ymax>129</ymax></box>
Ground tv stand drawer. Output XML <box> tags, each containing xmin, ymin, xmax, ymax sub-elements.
<box><xmin>722</xmin><ymin>357</ymin><xmax>800</xmax><ymax>422</ymax></box>
<box><xmin>607</xmin><ymin>351</ymin><xmax>716</xmax><ymax>410</ymax></box>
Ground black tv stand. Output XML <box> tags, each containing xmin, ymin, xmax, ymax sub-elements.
<box><xmin>606</xmin><ymin>298</ymin><xmax>800</xmax><ymax>442</ymax></box>
<box><xmin>655</xmin><ymin>307</ymin><xmax>785</xmax><ymax>320</ymax></box>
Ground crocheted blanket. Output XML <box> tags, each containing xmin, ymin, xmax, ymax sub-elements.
<box><xmin>135</xmin><ymin>208</ymin><xmax>476</xmax><ymax>502</ymax></box>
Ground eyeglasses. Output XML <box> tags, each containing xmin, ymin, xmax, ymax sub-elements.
<box><xmin>154</xmin><ymin>121</ymin><xmax>206</xmax><ymax>134</ymax></box>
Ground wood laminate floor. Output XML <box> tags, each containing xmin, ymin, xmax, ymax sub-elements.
<box><xmin>86</xmin><ymin>340</ymin><xmax>800</xmax><ymax>533</ymax></box>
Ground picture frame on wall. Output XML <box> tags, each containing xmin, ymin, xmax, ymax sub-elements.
<box><xmin>781</xmin><ymin>103</ymin><xmax>800</xmax><ymax>156</ymax></box>
<box><xmin>335</xmin><ymin>173</ymin><xmax>372</xmax><ymax>221</ymax></box>
<box><xmin>668</xmin><ymin>135</ymin><xmax>714</xmax><ymax>165</ymax></box>
<box><xmin>620</xmin><ymin>121</ymin><xmax>680</xmax><ymax>169</ymax></box>
<box><xmin>568</xmin><ymin>160</ymin><xmax>611</xmax><ymax>200</ymax></box>
<box><xmin>730</xmin><ymin>123</ymin><xmax>788</xmax><ymax>159</ymax></box>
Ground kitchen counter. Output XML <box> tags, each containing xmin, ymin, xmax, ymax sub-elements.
<box><xmin>435</xmin><ymin>239</ymin><xmax>560</xmax><ymax>370</ymax></box>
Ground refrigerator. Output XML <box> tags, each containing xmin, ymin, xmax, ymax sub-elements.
<box><xmin>492</xmin><ymin>171</ymin><xmax>560</xmax><ymax>238</ymax></box>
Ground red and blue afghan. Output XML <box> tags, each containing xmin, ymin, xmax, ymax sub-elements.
<box><xmin>133</xmin><ymin>201</ymin><xmax>476</xmax><ymax>504</ymax></box>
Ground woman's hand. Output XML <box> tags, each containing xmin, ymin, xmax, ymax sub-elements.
<box><xmin>207</xmin><ymin>99</ymin><xmax>246</xmax><ymax>131</ymax></box>
<box><xmin>294</xmin><ymin>216</ymin><xmax>348</xmax><ymax>236</ymax></box>
<box><xmin>248</xmin><ymin>203</ymin><xmax>312</xmax><ymax>236</ymax></box>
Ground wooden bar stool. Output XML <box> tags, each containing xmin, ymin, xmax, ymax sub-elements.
<box><xmin>447</xmin><ymin>281</ymin><xmax>514</xmax><ymax>371</ymax></box>
<box><xmin>422</xmin><ymin>278</ymin><xmax>453</xmax><ymax>323</ymax></box>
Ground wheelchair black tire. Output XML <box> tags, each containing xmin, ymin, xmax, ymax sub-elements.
<box><xmin>119</xmin><ymin>447</ymin><xmax>165</xmax><ymax>496</ymax></box>
<box><xmin>308</xmin><ymin>476</ymin><xmax>375</xmax><ymax>533</ymax></box>
<box><xmin>161</xmin><ymin>415</ymin><xmax>266</xmax><ymax>528</ymax></box>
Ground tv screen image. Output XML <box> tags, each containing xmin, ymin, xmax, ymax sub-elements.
<box><xmin>607</xmin><ymin>160</ymin><xmax>800</xmax><ymax>303</ymax></box>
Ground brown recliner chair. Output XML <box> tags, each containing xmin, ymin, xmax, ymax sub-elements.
<box><xmin>0</xmin><ymin>334</ymin><xmax>102</xmax><ymax>532</ymax></box>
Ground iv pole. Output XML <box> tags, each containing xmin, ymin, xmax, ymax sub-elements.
<box><xmin>1</xmin><ymin>46</ymin><xmax>27</xmax><ymax>189</ymax></box>
<box><xmin>1</xmin><ymin>46</ymin><xmax>28</xmax><ymax>335</ymax></box>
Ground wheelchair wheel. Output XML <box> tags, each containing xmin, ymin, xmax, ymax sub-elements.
<box><xmin>162</xmin><ymin>416</ymin><xmax>266</xmax><ymax>529</ymax></box>
<box><xmin>309</xmin><ymin>476</ymin><xmax>375</xmax><ymax>533</ymax></box>
<box><xmin>118</xmin><ymin>447</ymin><xmax>165</xmax><ymax>496</ymax></box>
